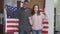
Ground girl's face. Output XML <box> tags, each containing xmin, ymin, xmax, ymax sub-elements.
<box><xmin>34</xmin><ymin>6</ymin><xmax>38</xmax><ymax>12</ymax></box>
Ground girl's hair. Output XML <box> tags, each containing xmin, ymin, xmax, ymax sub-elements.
<box><xmin>31</xmin><ymin>4</ymin><xmax>40</xmax><ymax>16</ymax></box>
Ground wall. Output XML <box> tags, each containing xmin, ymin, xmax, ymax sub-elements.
<box><xmin>45</xmin><ymin>0</ymin><xmax>54</xmax><ymax>34</ymax></box>
<box><xmin>4</xmin><ymin>0</ymin><xmax>17</xmax><ymax>7</ymax></box>
<box><xmin>29</xmin><ymin>0</ymin><xmax>44</xmax><ymax>9</ymax></box>
<box><xmin>4</xmin><ymin>0</ymin><xmax>30</xmax><ymax>7</ymax></box>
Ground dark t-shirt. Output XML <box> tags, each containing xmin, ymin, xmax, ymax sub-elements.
<box><xmin>18</xmin><ymin>8</ymin><xmax>31</xmax><ymax>31</ymax></box>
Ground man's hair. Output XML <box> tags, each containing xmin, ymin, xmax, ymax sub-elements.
<box><xmin>24</xmin><ymin>0</ymin><xmax>29</xmax><ymax>3</ymax></box>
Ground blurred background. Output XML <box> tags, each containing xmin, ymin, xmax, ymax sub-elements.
<box><xmin>54</xmin><ymin>0</ymin><xmax>60</xmax><ymax>34</ymax></box>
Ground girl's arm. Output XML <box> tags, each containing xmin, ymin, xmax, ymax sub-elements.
<box><xmin>29</xmin><ymin>16</ymin><xmax>32</xmax><ymax>25</ymax></box>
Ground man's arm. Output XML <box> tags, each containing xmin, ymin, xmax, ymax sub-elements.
<box><xmin>29</xmin><ymin>16</ymin><xmax>32</xmax><ymax>25</ymax></box>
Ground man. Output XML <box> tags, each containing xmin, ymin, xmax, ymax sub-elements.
<box><xmin>18</xmin><ymin>1</ymin><xmax>31</xmax><ymax>34</ymax></box>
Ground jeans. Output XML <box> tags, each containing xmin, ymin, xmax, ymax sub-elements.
<box><xmin>32</xmin><ymin>30</ymin><xmax>42</xmax><ymax>34</ymax></box>
<box><xmin>19</xmin><ymin>30</ymin><xmax>30</xmax><ymax>34</ymax></box>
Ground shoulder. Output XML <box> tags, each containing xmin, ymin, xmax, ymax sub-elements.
<box><xmin>25</xmin><ymin>8</ymin><xmax>31</xmax><ymax>12</ymax></box>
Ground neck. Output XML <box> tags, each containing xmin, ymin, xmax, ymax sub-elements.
<box><xmin>35</xmin><ymin>12</ymin><xmax>37</xmax><ymax>14</ymax></box>
<box><xmin>35</xmin><ymin>11</ymin><xmax>37</xmax><ymax>14</ymax></box>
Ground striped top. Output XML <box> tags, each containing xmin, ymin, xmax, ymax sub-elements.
<box><xmin>29</xmin><ymin>13</ymin><xmax>45</xmax><ymax>30</ymax></box>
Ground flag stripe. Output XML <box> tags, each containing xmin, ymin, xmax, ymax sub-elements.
<box><xmin>7</xmin><ymin>19</ymin><xmax>19</xmax><ymax>21</ymax></box>
<box><xmin>7</xmin><ymin>30</ymin><xmax>48</xmax><ymax>33</ymax></box>
<box><xmin>43</xmin><ymin>24</ymin><xmax>48</xmax><ymax>26</ymax></box>
<box><xmin>42</xmin><ymin>29</ymin><xmax>48</xmax><ymax>31</ymax></box>
<box><xmin>42</xmin><ymin>31</ymin><xmax>48</xmax><ymax>34</ymax></box>
<box><xmin>7</xmin><ymin>30</ymin><xmax>19</xmax><ymax>32</ymax></box>
<box><xmin>7</xmin><ymin>21</ymin><xmax>19</xmax><ymax>23</ymax></box>
<box><xmin>7</xmin><ymin>23</ymin><xmax>18</xmax><ymax>25</ymax></box>
<box><xmin>7</xmin><ymin>26</ymin><xmax>18</xmax><ymax>28</ymax></box>
<box><xmin>43</xmin><ymin>22</ymin><xmax>48</xmax><ymax>24</ymax></box>
<box><xmin>43</xmin><ymin>26</ymin><xmax>48</xmax><ymax>28</ymax></box>
<box><xmin>7</xmin><ymin>27</ymin><xmax>18</xmax><ymax>30</ymax></box>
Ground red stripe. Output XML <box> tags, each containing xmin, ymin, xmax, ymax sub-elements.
<box><xmin>43</xmin><ymin>22</ymin><xmax>48</xmax><ymax>24</ymax></box>
<box><xmin>7</xmin><ymin>30</ymin><xmax>19</xmax><ymax>32</ymax></box>
<box><xmin>7</xmin><ymin>21</ymin><xmax>19</xmax><ymax>23</ymax></box>
<box><xmin>7</xmin><ymin>30</ymin><xmax>48</xmax><ymax>33</ymax></box>
<box><xmin>7</xmin><ymin>26</ymin><xmax>18</xmax><ymax>28</ymax></box>
<box><xmin>43</xmin><ymin>26</ymin><xmax>48</xmax><ymax>28</ymax></box>
<box><xmin>7</xmin><ymin>26</ymin><xmax>48</xmax><ymax>28</ymax></box>
<box><xmin>42</xmin><ymin>31</ymin><xmax>48</xmax><ymax>33</ymax></box>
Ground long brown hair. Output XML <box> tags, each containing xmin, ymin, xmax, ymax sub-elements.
<box><xmin>31</xmin><ymin>4</ymin><xmax>40</xmax><ymax>16</ymax></box>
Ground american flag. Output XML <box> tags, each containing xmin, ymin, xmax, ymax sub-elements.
<box><xmin>42</xmin><ymin>15</ymin><xmax>48</xmax><ymax>34</ymax></box>
<box><xmin>40</xmin><ymin>9</ymin><xmax>49</xmax><ymax>34</ymax></box>
<box><xmin>5</xmin><ymin>5</ymin><xmax>19</xmax><ymax>33</ymax></box>
<box><xmin>7</xmin><ymin>5</ymin><xmax>17</xmax><ymax>18</ymax></box>
<box><xmin>7</xmin><ymin>5</ymin><xmax>17</xmax><ymax>13</ymax></box>
<box><xmin>5</xmin><ymin>5</ymin><xmax>49</xmax><ymax>34</ymax></box>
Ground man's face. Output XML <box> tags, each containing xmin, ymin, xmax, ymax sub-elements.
<box><xmin>23</xmin><ymin>2</ymin><xmax>28</xmax><ymax>8</ymax></box>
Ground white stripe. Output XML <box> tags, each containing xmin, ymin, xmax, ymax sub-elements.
<box><xmin>43</xmin><ymin>20</ymin><xmax>48</xmax><ymax>22</ymax></box>
<box><xmin>7</xmin><ymin>27</ymin><xmax>18</xmax><ymax>30</ymax></box>
<box><xmin>7</xmin><ymin>19</ymin><xmax>19</xmax><ymax>21</ymax></box>
<box><xmin>7</xmin><ymin>20</ymin><xmax>19</xmax><ymax>21</ymax></box>
<box><xmin>7</xmin><ymin>23</ymin><xmax>19</xmax><ymax>25</ymax></box>
<box><xmin>42</xmin><ymin>28</ymin><xmax>48</xmax><ymax>31</ymax></box>
<box><xmin>7</xmin><ymin>18</ymin><xmax>19</xmax><ymax>20</ymax></box>
<box><xmin>43</xmin><ymin>17</ymin><xmax>48</xmax><ymax>22</ymax></box>
<box><xmin>43</xmin><ymin>24</ymin><xmax>49</xmax><ymax>26</ymax></box>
